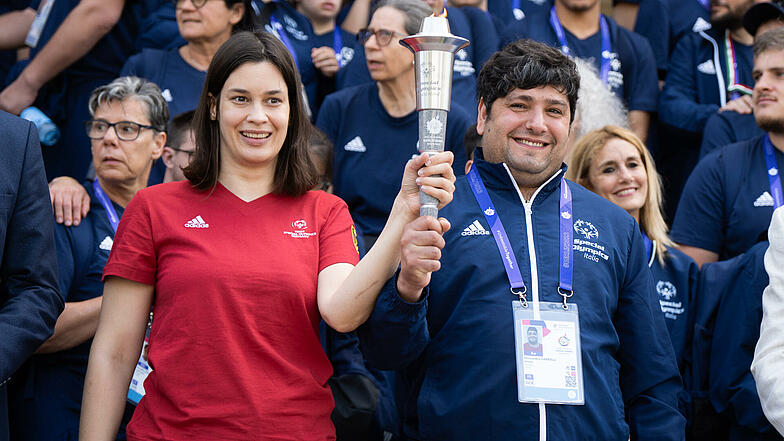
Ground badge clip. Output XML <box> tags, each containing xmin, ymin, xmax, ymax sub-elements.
<box><xmin>512</xmin><ymin>285</ymin><xmax>528</xmax><ymax>308</ymax></box>
<box><xmin>558</xmin><ymin>287</ymin><xmax>573</xmax><ymax>309</ymax></box>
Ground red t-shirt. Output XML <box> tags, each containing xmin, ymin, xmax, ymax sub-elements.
<box><xmin>103</xmin><ymin>181</ymin><xmax>360</xmax><ymax>441</ymax></box>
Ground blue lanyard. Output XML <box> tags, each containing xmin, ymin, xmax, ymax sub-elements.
<box><xmin>269</xmin><ymin>15</ymin><xmax>299</xmax><ymax>68</ymax></box>
<box><xmin>697</xmin><ymin>0</ymin><xmax>709</xmax><ymax>10</ymax></box>
<box><xmin>641</xmin><ymin>232</ymin><xmax>653</xmax><ymax>262</ymax></box>
<box><xmin>549</xmin><ymin>6</ymin><xmax>612</xmax><ymax>85</ymax></box>
<box><xmin>467</xmin><ymin>167</ymin><xmax>574</xmax><ymax>303</ymax></box>
<box><xmin>764</xmin><ymin>135</ymin><xmax>784</xmax><ymax>209</ymax></box>
<box><xmin>92</xmin><ymin>179</ymin><xmax>120</xmax><ymax>233</ymax></box>
<box><xmin>333</xmin><ymin>28</ymin><xmax>344</xmax><ymax>68</ymax></box>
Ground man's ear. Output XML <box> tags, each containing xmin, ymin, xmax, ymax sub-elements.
<box><xmin>464</xmin><ymin>159</ymin><xmax>473</xmax><ymax>175</ymax></box>
<box><xmin>476</xmin><ymin>98</ymin><xmax>487</xmax><ymax>136</ymax></box>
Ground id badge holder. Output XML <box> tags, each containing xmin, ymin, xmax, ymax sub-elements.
<box><xmin>25</xmin><ymin>0</ymin><xmax>55</xmax><ymax>48</ymax></box>
<box><xmin>127</xmin><ymin>314</ymin><xmax>153</xmax><ymax>406</ymax></box>
<box><xmin>512</xmin><ymin>301</ymin><xmax>584</xmax><ymax>405</ymax></box>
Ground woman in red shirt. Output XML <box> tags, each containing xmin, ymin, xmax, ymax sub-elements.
<box><xmin>80</xmin><ymin>31</ymin><xmax>455</xmax><ymax>441</ymax></box>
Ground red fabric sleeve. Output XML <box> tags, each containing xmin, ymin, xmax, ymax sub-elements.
<box><xmin>102</xmin><ymin>189</ymin><xmax>157</xmax><ymax>285</ymax></box>
<box><xmin>318</xmin><ymin>197</ymin><xmax>360</xmax><ymax>272</ymax></box>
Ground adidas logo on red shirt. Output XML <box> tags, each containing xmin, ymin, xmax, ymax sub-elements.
<box><xmin>185</xmin><ymin>215</ymin><xmax>209</xmax><ymax>228</ymax></box>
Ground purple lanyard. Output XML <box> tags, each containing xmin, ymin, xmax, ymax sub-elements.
<box><xmin>92</xmin><ymin>179</ymin><xmax>120</xmax><ymax>233</ymax></box>
<box><xmin>333</xmin><ymin>28</ymin><xmax>344</xmax><ymax>68</ymax></box>
<box><xmin>269</xmin><ymin>15</ymin><xmax>299</xmax><ymax>68</ymax></box>
<box><xmin>467</xmin><ymin>167</ymin><xmax>574</xmax><ymax>302</ymax></box>
<box><xmin>550</xmin><ymin>6</ymin><xmax>612</xmax><ymax>85</ymax></box>
<box><xmin>764</xmin><ymin>135</ymin><xmax>784</xmax><ymax>209</ymax></box>
<box><xmin>697</xmin><ymin>0</ymin><xmax>709</xmax><ymax>10</ymax></box>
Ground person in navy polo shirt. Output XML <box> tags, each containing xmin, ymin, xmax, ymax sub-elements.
<box><xmin>500</xmin><ymin>0</ymin><xmax>658</xmax><ymax>145</ymax></box>
<box><xmin>700</xmin><ymin>1</ymin><xmax>784</xmax><ymax>159</ymax></box>
<box><xmin>672</xmin><ymin>27</ymin><xmax>784</xmax><ymax>267</ymax></box>
<box><xmin>359</xmin><ymin>39</ymin><xmax>684</xmax><ymax>441</ymax></box>
<box><xmin>658</xmin><ymin>0</ymin><xmax>755</xmax><ymax>218</ymax></box>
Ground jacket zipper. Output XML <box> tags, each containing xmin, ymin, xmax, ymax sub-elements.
<box><xmin>503</xmin><ymin>165</ymin><xmax>563</xmax><ymax>441</ymax></box>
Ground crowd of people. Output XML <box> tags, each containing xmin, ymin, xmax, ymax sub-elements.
<box><xmin>3</xmin><ymin>0</ymin><xmax>784</xmax><ymax>440</ymax></box>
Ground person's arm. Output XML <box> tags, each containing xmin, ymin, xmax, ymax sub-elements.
<box><xmin>659</xmin><ymin>34</ymin><xmax>719</xmax><ymax>133</ymax></box>
<box><xmin>699</xmin><ymin>112</ymin><xmax>735</xmax><ymax>160</ymax></box>
<box><xmin>628</xmin><ymin>110</ymin><xmax>650</xmax><ymax>145</ymax></box>
<box><xmin>80</xmin><ymin>277</ymin><xmax>153</xmax><ymax>441</ymax></box>
<box><xmin>676</xmin><ymin>244</ymin><xmax>718</xmax><ymax>268</ymax></box>
<box><xmin>0</xmin><ymin>0</ymin><xmax>125</xmax><ymax>115</ymax></box>
<box><xmin>317</xmin><ymin>152</ymin><xmax>454</xmax><ymax>332</ymax></box>
<box><xmin>49</xmin><ymin>176</ymin><xmax>91</xmax><ymax>226</ymax></box>
<box><xmin>752</xmin><ymin>208</ymin><xmax>784</xmax><ymax>436</ymax></box>
<box><xmin>0</xmin><ymin>7</ymin><xmax>36</xmax><ymax>50</ymax></box>
<box><xmin>0</xmin><ymin>118</ymin><xmax>62</xmax><ymax>381</ymax></box>
<box><xmin>339</xmin><ymin>0</ymin><xmax>371</xmax><ymax>35</ymax></box>
<box><xmin>36</xmin><ymin>297</ymin><xmax>102</xmax><ymax>354</ymax></box>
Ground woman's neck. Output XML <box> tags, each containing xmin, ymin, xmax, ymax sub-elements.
<box><xmin>218</xmin><ymin>159</ymin><xmax>277</xmax><ymax>202</ymax></box>
<box><xmin>97</xmin><ymin>173</ymin><xmax>149</xmax><ymax>208</ymax></box>
<box><xmin>180</xmin><ymin>37</ymin><xmax>229</xmax><ymax>71</ymax></box>
<box><xmin>377</xmin><ymin>71</ymin><xmax>417</xmax><ymax>118</ymax></box>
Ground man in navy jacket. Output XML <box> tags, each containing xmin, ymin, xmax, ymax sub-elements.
<box><xmin>359</xmin><ymin>40</ymin><xmax>685</xmax><ymax>441</ymax></box>
<box><xmin>0</xmin><ymin>110</ymin><xmax>62</xmax><ymax>441</ymax></box>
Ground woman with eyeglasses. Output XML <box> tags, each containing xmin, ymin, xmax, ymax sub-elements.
<box><xmin>565</xmin><ymin>126</ymin><xmax>698</xmax><ymax>374</ymax></box>
<box><xmin>80</xmin><ymin>31</ymin><xmax>455</xmax><ymax>440</ymax></box>
<box><xmin>316</xmin><ymin>0</ymin><xmax>471</xmax><ymax>248</ymax></box>
<box><xmin>8</xmin><ymin>76</ymin><xmax>167</xmax><ymax>441</ymax></box>
<box><xmin>121</xmin><ymin>0</ymin><xmax>253</xmax><ymax>124</ymax></box>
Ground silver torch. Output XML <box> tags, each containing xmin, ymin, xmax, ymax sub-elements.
<box><xmin>400</xmin><ymin>4</ymin><xmax>469</xmax><ymax>218</ymax></box>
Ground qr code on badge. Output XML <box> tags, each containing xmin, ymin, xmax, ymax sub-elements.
<box><xmin>565</xmin><ymin>375</ymin><xmax>576</xmax><ymax>388</ymax></box>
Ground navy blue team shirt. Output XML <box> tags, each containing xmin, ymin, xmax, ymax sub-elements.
<box><xmin>121</xmin><ymin>47</ymin><xmax>205</xmax><ymax>120</ymax></box>
<box><xmin>671</xmin><ymin>135</ymin><xmax>781</xmax><ymax>261</ymax></box>
<box><xmin>501</xmin><ymin>10</ymin><xmax>659</xmax><ymax>113</ymax></box>
<box><xmin>700</xmin><ymin>110</ymin><xmax>764</xmax><ymax>159</ymax></box>
<box><xmin>316</xmin><ymin>82</ymin><xmax>471</xmax><ymax>237</ymax></box>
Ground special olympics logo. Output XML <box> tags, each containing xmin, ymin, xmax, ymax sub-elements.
<box><xmin>561</xmin><ymin>211</ymin><xmax>571</xmax><ymax>220</ymax></box>
<box><xmin>657</xmin><ymin>281</ymin><xmax>677</xmax><ymax>300</ymax></box>
<box><xmin>426</xmin><ymin>118</ymin><xmax>443</xmax><ymax>135</ymax></box>
<box><xmin>574</xmin><ymin>220</ymin><xmax>599</xmax><ymax>239</ymax></box>
<box><xmin>292</xmin><ymin>219</ymin><xmax>307</xmax><ymax>229</ymax></box>
<box><xmin>484</xmin><ymin>208</ymin><xmax>495</xmax><ymax>216</ymax></box>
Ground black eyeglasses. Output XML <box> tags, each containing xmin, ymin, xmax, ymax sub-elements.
<box><xmin>84</xmin><ymin>120</ymin><xmax>157</xmax><ymax>141</ymax></box>
<box><xmin>172</xmin><ymin>0</ymin><xmax>212</xmax><ymax>9</ymax></box>
<box><xmin>357</xmin><ymin>28</ymin><xmax>405</xmax><ymax>47</ymax></box>
<box><xmin>169</xmin><ymin>146</ymin><xmax>196</xmax><ymax>158</ymax></box>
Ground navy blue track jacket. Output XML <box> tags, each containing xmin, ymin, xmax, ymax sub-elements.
<box><xmin>359</xmin><ymin>151</ymin><xmax>686</xmax><ymax>441</ymax></box>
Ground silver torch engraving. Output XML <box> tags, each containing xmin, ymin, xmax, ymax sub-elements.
<box><xmin>400</xmin><ymin>4</ymin><xmax>469</xmax><ymax>218</ymax></box>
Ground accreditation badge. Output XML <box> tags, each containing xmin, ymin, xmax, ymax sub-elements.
<box><xmin>127</xmin><ymin>324</ymin><xmax>153</xmax><ymax>406</ymax></box>
<box><xmin>512</xmin><ymin>301</ymin><xmax>584</xmax><ymax>405</ymax></box>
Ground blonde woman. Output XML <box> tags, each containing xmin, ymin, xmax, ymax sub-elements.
<box><xmin>567</xmin><ymin>125</ymin><xmax>697</xmax><ymax>372</ymax></box>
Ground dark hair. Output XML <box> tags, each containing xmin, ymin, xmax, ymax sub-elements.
<box><xmin>754</xmin><ymin>26</ymin><xmax>784</xmax><ymax>57</ymax></box>
<box><xmin>185</xmin><ymin>30</ymin><xmax>317</xmax><ymax>195</ymax></box>
<box><xmin>227</xmin><ymin>0</ymin><xmax>255</xmax><ymax>33</ymax></box>
<box><xmin>168</xmin><ymin>110</ymin><xmax>195</xmax><ymax>149</ymax></box>
<box><xmin>308</xmin><ymin>126</ymin><xmax>333</xmax><ymax>182</ymax></box>
<box><xmin>477</xmin><ymin>39</ymin><xmax>580</xmax><ymax>123</ymax></box>
<box><xmin>463</xmin><ymin>123</ymin><xmax>480</xmax><ymax>161</ymax></box>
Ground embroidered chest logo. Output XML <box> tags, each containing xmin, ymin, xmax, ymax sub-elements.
<box><xmin>344</xmin><ymin>136</ymin><xmax>366</xmax><ymax>152</ymax></box>
<box><xmin>755</xmin><ymin>191</ymin><xmax>775</xmax><ymax>207</ymax></box>
<box><xmin>573</xmin><ymin>219</ymin><xmax>609</xmax><ymax>263</ymax></box>
<box><xmin>657</xmin><ymin>280</ymin><xmax>684</xmax><ymax>320</ymax></box>
<box><xmin>454</xmin><ymin>49</ymin><xmax>476</xmax><ymax>77</ymax></box>
<box><xmin>574</xmin><ymin>220</ymin><xmax>598</xmax><ymax>239</ymax></box>
<box><xmin>461</xmin><ymin>220</ymin><xmax>491</xmax><ymax>236</ymax></box>
<box><xmin>185</xmin><ymin>215</ymin><xmax>209</xmax><ymax>228</ymax></box>
<box><xmin>284</xmin><ymin>219</ymin><xmax>317</xmax><ymax>238</ymax></box>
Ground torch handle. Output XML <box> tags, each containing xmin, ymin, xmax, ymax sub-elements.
<box><xmin>418</xmin><ymin>108</ymin><xmax>448</xmax><ymax>218</ymax></box>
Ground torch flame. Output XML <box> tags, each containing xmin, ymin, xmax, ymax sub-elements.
<box><xmin>431</xmin><ymin>2</ymin><xmax>447</xmax><ymax>18</ymax></box>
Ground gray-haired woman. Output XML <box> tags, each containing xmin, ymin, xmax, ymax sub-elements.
<box><xmin>8</xmin><ymin>76</ymin><xmax>167</xmax><ymax>441</ymax></box>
